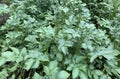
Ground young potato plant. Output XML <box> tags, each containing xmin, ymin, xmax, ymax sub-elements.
<box><xmin>0</xmin><ymin>0</ymin><xmax>120</xmax><ymax>79</ymax></box>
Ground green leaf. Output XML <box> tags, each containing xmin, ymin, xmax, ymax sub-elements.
<box><xmin>25</xmin><ymin>35</ymin><xmax>38</xmax><ymax>43</ymax></box>
<box><xmin>90</xmin><ymin>52</ymin><xmax>98</xmax><ymax>63</ymax></box>
<box><xmin>56</xmin><ymin>53</ymin><xmax>63</xmax><ymax>61</ymax></box>
<box><xmin>94</xmin><ymin>70</ymin><xmax>103</xmax><ymax>76</ymax></box>
<box><xmin>59</xmin><ymin>6</ymin><xmax>69</xmax><ymax>13</ymax></box>
<box><xmin>115</xmin><ymin>68</ymin><xmax>120</xmax><ymax>74</ymax></box>
<box><xmin>2</xmin><ymin>51</ymin><xmax>13</xmax><ymax>57</ymax></box>
<box><xmin>66</xmin><ymin>64</ymin><xmax>74</xmax><ymax>71</ymax></box>
<box><xmin>8</xmin><ymin>64</ymin><xmax>18</xmax><ymax>72</ymax></box>
<box><xmin>44</xmin><ymin>66</ymin><xmax>50</xmax><ymax>75</ymax></box>
<box><xmin>10</xmin><ymin>47</ymin><xmax>20</xmax><ymax>55</ymax></box>
<box><xmin>36</xmin><ymin>26</ymin><xmax>55</xmax><ymax>38</ymax></box>
<box><xmin>90</xmin><ymin>46</ymin><xmax>120</xmax><ymax>62</ymax></box>
<box><xmin>100</xmin><ymin>75</ymin><xmax>108</xmax><ymax>79</ymax></box>
<box><xmin>72</xmin><ymin>68</ymin><xmax>79</xmax><ymax>79</ymax></box>
<box><xmin>24</xmin><ymin>59</ymin><xmax>34</xmax><ymax>71</ymax></box>
<box><xmin>43</xmin><ymin>61</ymin><xmax>58</xmax><ymax>76</ymax></box>
<box><xmin>0</xmin><ymin>4</ymin><xmax>9</xmax><ymax>14</ymax></box>
<box><xmin>106</xmin><ymin>60</ymin><xmax>118</xmax><ymax>67</ymax></box>
<box><xmin>93</xmin><ymin>74</ymin><xmax>99</xmax><ymax>79</ymax></box>
<box><xmin>65</xmin><ymin>29</ymin><xmax>79</xmax><ymax>37</ymax></box>
<box><xmin>0</xmin><ymin>57</ymin><xmax>6</xmax><ymax>66</ymax></box>
<box><xmin>79</xmin><ymin>71</ymin><xmax>88</xmax><ymax>79</ymax></box>
<box><xmin>15</xmin><ymin>56</ymin><xmax>23</xmax><ymax>63</ymax></box>
<box><xmin>1</xmin><ymin>51</ymin><xmax>15</xmax><ymax>61</ymax></box>
<box><xmin>32</xmin><ymin>60</ymin><xmax>40</xmax><ymax>68</ymax></box>
<box><xmin>63</xmin><ymin>7</ymin><xmax>69</xmax><ymax>13</ymax></box>
<box><xmin>21</xmin><ymin>47</ymin><xmax>27</xmax><ymax>56</ymax></box>
<box><xmin>61</xmin><ymin>46</ymin><xmax>68</xmax><ymax>55</ymax></box>
<box><xmin>57</xmin><ymin>70</ymin><xmax>70</xmax><ymax>79</ymax></box>
<box><xmin>49</xmin><ymin>61</ymin><xmax>58</xmax><ymax>70</ymax></box>
<box><xmin>9</xmin><ymin>74</ymin><xmax>15</xmax><ymax>79</ymax></box>
<box><xmin>32</xmin><ymin>72</ymin><xmax>43</xmax><ymax>79</ymax></box>
<box><xmin>81</xmin><ymin>43</ymin><xmax>87</xmax><ymax>49</ymax></box>
<box><xmin>0</xmin><ymin>69</ymin><xmax>8</xmax><ymax>79</ymax></box>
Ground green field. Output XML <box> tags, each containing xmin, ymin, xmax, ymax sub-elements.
<box><xmin>0</xmin><ymin>0</ymin><xmax>120</xmax><ymax>79</ymax></box>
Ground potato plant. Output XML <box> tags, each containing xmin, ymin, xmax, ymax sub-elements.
<box><xmin>0</xmin><ymin>0</ymin><xmax>120</xmax><ymax>79</ymax></box>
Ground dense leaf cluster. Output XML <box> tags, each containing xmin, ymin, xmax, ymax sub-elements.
<box><xmin>0</xmin><ymin>0</ymin><xmax>120</xmax><ymax>79</ymax></box>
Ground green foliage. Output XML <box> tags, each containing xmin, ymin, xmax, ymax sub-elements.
<box><xmin>0</xmin><ymin>0</ymin><xmax>120</xmax><ymax>79</ymax></box>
